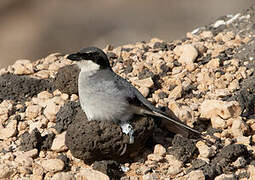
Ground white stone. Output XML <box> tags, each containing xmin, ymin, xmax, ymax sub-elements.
<box><xmin>41</xmin><ymin>159</ymin><xmax>65</xmax><ymax>172</ymax></box>
<box><xmin>76</xmin><ymin>167</ymin><xmax>109</xmax><ymax>180</ymax></box>
<box><xmin>51</xmin><ymin>132</ymin><xmax>68</xmax><ymax>152</ymax></box>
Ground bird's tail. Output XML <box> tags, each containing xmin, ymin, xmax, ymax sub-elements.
<box><xmin>133</xmin><ymin>105</ymin><xmax>202</xmax><ymax>137</ymax></box>
<box><xmin>151</xmin><ymin>111</ymin><xmax>202</xmax><ymax>136</ymax></box>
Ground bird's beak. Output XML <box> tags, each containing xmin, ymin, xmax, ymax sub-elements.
<box><xmin>66</xmin><ymin>53</ymin><xmax>82</xmax><ymax>61</ymax></box>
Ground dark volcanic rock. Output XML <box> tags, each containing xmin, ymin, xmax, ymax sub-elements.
<box><xmin>20</xmin><ymin>128</ymin><xmax>55</xmax><ymax>151</ymax></box>
<box><xmin>20</xmin><ymin>128</ymin><xmax>43</xmax><ymax>151</ymax></box>
<box><xmin>212</xmin><ymin>144</ymin><xmax>250</xmax><ymax>173</ymax></box>
<box><xmin>235</xmin><ymin>76</ymin><xmax>255</xmax><ymax>118</ymax></box>
<box><xmin>54</xmin><ymin>101</ymin><xmax>81</xmax><ymax>133</ymax></box>
<box><xmin>40</xmin><ymin>133</ymin><xmax>55</xmax><ymax>150</ymax></box>
<box><xmin>92</xmin><ymin>160</ymin><xmax>123</xmax><ymax>179</ymax></box>
<box><xmin>54</xmin><ymin>64</ymin><xmax>79</xmax><ymax>95</ymax></box>
<box><xmin>190</xmin><ymin>159</ymin><xmax>221</xmax><ymax>180</ymax></box>
<box><xmin>167</xmin><ymin>134</ymin><xmax>198</xmax><ymax>163</ymax></box>
<box><xmin>0</xmin><ymin>73</ymin><xmax>53</xmax><ymax>103</ymax></box>
<box><xmin>228</xmin><ymin>38</ymin><xmax>255</xmax><ymax>118</ymax></box>
<box><xmin>189</xmin><ymin>144</ymin><xmax>250</xmax><ymax>179</ymax></box>
<box><xmin>57</xmin><ymin>154</ymin><xmax>71</xmax><ymax>171</ymax></box>
<box><xmin>65</xmin><ymin>108</ymin><xmax>154</xmax><ymax>163</ymax></box>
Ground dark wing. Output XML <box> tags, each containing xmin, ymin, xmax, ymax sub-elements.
<box><xmin>112</xmin><ymin>71</ymin><xmax>201</xmax><ymax>137</ymax></box>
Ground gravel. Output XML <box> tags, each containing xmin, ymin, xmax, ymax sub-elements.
<box><xmin>0</xmin><ymin>5</ymin><xmax>255</xmax><ymax>179</ymax></box>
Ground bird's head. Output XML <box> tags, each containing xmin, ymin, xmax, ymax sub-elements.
<box><xmin>67</xmin><ymin>47</ymin><xmax>110</xmax><ymax>72</ymax></box>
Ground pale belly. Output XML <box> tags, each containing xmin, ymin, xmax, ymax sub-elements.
<box><xmin>78</xmin><ymin>74</ymin><xmax>132</xmax><ymax>122</ymax></box>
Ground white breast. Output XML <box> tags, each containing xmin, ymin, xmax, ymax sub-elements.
<box><xmin>78</xmin><ymin>71</ymin><xmax>132</xmax><ymax>122</ymax></box>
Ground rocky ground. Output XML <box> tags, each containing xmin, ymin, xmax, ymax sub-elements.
<box><xmin>1</xmin><ymin>5</ymin><xmax>255</xmax><ymax>180</ymax></box>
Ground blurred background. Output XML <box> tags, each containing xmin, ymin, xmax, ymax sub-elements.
<box><xmin>0</xmin><ymin>0</ymin><xmax>254</xmax><ymax>68</ymax></box>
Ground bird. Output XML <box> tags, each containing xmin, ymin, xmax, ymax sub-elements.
<box><xmin>66</xmin><ymin>47</ymin><xmax>202</xmax><ymax>137</ymax></box>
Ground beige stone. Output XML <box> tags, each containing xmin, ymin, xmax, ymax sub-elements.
<box><xmin>15</xmin><ymin>155</ymin><xmax>33</xmax><ymax>167</ymax></box>
<box><xmin>200</xmin><ymin>100</ymin><xmax>241</xmax><ymax>120</ymax></box>
<box><xmin>231</xmin><ymin>117</ymin><xmax>248</xmax><ymax>137</ymax></box>
<box><xmin>25</xmin><ymin>105</ymin><xmax>42</xmax><ymax>119</ymax></box>
<box><xmin>33</xmin><ymin>163</ymin><xmax>44</xmax><ymax>176</ymax></box>
<box><xmin>51</xmin><ymin>132</ymin><xmax>68</xmax><ymax>152</ymax></box>
<box><xmin>153</xmin><ymin>144</ymin><xmax>166</xmax><ymax>156</ymax></box>
<box><xmin>228</xmin><ymin>79</ymin><xmax>239</xmax><ymax>91</ymax></box>
<box><xmin>44</xmin><ymin>101</ymin><xmax>61</xmax><ymax>122</ymax></box>
<box><xmin>0</xmin><ymin>164</ymin><xmax>14</xmax><ymax>179</ymax></box>
<box><xmin>0</xmin><ymin>119</ymin><xmax>17</xmax><ymax>140</ymax></box>
<box><xmin>142</xmin><ymin>173</ymin><xmax>158</xmax><ymax>180</ymax></box>
<box><xmin>172</xmin><ymin>66</ymin><xmax>183</xmax><ymax>74</ymax></box>
<box><xmin>38</xmin><ymin>91</ymin><xmax>53</xmax><ymax>99</ymax></box>
<box><xmin>168</xmin><ymin>85</ymin><xmax>182</xmax><ymax>100</ymax></box>
<box><xmin>24</xmin><ymin>149</ymin><xmax>38</xmax><ymax>158</ymax></box>
<box><xmin>41</xmin><ymin>159</ymin><xmax>65</xmax><ymax>172</ymax></box>
<box><xmin>61</xmin><ymin>93</ymin><xmax>69</xmax><ymax>100</ymax></box>
<box><xmin>70</xmin><ymin>94</ymin><xmax>79</xmax><ymax>101</ymax></box>
<box><xmin>177</xmin><ymin>170</ymin><xmax>205</xmax><ymax>180</ymax></box>
<box><xmin>211</xmin><ymin>115</ymin><xmax>227</xmax><ymax>129</ymax></box>
<box><xmin>165</xmin><ymin>155</ymin><xmax>183</xmax><ymax>176</ymax></box>
<box><xmin>132</xmin><ymin>77</ymin><xmax>154</xmax><ymax>88</ymax></box>
<box><xmin>31</xmin><ymin>175</ymin><xmax>43</xmax><ymax>180</ymax></box>
<box><xmin>200</xmin><ymin>31</ymin><xmax>213</xmax><ymax>38</ymax></box>
<box><xmin>147</xmin><ymin>154</ymin><xmax>163</xmax><ymax>162</ymax></box>
<box><xmin>196</xmin><ymin>141</ymin><xmax>215</xmax><ymax>158</ymax></box>
<box><xmin>76</xmin><ymin>167</ymin><xmax>109</xmax><ymax>180</ymax></box>
<box><xmin>248</xmin><ymin>165</ymin><xmax>255</xmax><ymax>180</ymax></box>
<box><xmin>207</xmin><ymin>58</ymin><xmax>220</xmax><ymax>69</ymax></box>
<box><xmin>51</xmin><ymin>172</ymin><xmax>75</xmax><ymax>180</ymax></box>
<box><xmin>44</xmin><ymin>53</ymin><xmax>59</xmax><ymax>63</ymax></box>
<box><xmin>176</xmin><ymin>44</ymin><xmax>198</xmax><ymax>64</ymax></box>
<box><xmin>34</xmin><ymin>70</ymin><xmax>50</xmax><ymax>79</ymax></box>
<box><xmin>139</xmin><ymin>87</ymin><xmax>150</xmax><ymax>97</ymax></box>
<box><xmin>214</xmin><ymin>174</ymin><xmax>235</xmax><ymax>180</ymax></box>
<box><xmin>236</xmin><ymin>136</ymin><xmax>251</xmax><ymax>146</ymax></box>
<box><xmin>13</xmin><ymin>59</ymin><xmax>34</xmax><ymax>75</ymax></box>
<box><xmin>0</xmin><ymin>100</ymin><xmax>13</xmax><ymax>123</ymax></box>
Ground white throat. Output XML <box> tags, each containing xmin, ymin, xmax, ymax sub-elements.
<box><xmin>77</xmin><ymin>60</ymin><xmax>100</xmax><ymax>72</ymax></box>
